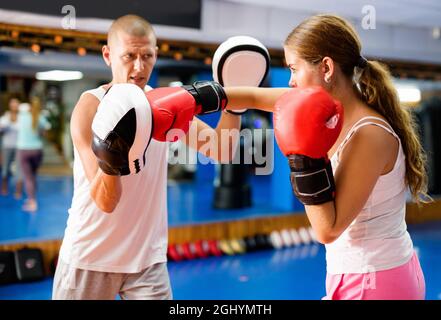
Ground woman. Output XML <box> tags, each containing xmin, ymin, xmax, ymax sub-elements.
<box><xmin>225</xmin><ymin>14</ymin><xmax>427</xmax><ymax>300</ymax></box>
<box><xmin>16</xmin><ymin>96</ymin><xmax>50</xmax><ymax>212</ymax></box>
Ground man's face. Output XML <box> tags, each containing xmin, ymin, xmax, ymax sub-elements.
<box><xmin>103</xmin><ymin>31</ymin><xmax>157</xmax><ymax>88</ymax></box>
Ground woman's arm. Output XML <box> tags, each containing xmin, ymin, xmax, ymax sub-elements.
<box><xmin>305</xmin><ymin>125</ymin><xmax>399</xmax><ymax>243</ymax></box>
<box><xmin>224</xmin><ymin>87</ymin><xmax>290</xmax><ymax>112</ymax></box>
<box><xmin>183</xmin><ymin>87</ymin><xmax>289</xmax><ymax>162</ymax></box>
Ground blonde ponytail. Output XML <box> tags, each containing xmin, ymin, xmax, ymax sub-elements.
<box><xmin>30</xmin><ymin>96</ymin><xmax>41</xmax><ymax>132</ymax></box>
<box><xmin>358</xmin><ymin>61</ymin><xmax>429</xmax><ymax>203</ymax></box>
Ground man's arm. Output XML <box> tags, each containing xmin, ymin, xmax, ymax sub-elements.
<box><xmin>183</xmin><ymin>112</ymin><xmax>241</xmax><ymax>163</ymax></box>
<box><xmin>70</xmin><ymin>92</ymin><xmax>121</xmax><ymax>213</ymax></box>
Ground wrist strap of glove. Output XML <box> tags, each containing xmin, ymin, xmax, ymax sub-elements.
<box><xmin>183</xmin><ymin>81</ymin><xmax>228</xmax><ymax>115</ymax></box>
<box><xmin>97</xmin><ymin>160</ymin><xmax>122</xmax><ymax>176</ymax></box>
<box><xmin>288</xmin><ymin>154</ymin><xmax>336</xmax><ymax>205</ymax></box>
<box><xmin>92</xmin><ymin>134</ymin><xmax>128</xmax><ymax>176</ymax></box>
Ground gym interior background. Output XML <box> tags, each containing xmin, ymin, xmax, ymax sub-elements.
<box><xmin>0</xmin><ymin>0</ymin><xmax>441</xmax><ymax>300</ymax></box>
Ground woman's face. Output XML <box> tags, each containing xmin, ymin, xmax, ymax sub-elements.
<box><xmin>284</xmin><ymin>47</ymin><xmax>324</xmax><ymax>89</ymax></box>
<box><xmin>9</xmin><ymin>98</ymin><xmax>20</xmax><ymax>112</ymax></box>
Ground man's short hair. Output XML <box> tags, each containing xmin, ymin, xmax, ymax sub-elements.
<box><xmin>107</xmin><ymin>14</ymin><xmax>156</xmax><ymax>45</ymax></box>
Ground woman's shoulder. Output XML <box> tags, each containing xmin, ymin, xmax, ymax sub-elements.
<box><xmin>355</xmin><ymin>105</ymin><xmax>394</xmax><ymax>133</ymax></box>
<box><xmin>356</xmin><ymin>104</ymin><xmax>388</xmax><ymax>123</ymax></box>
<box><xmin>345</xmin><ymin>112</ymin><xmax>398</xmax><ymax>164</ymax></box>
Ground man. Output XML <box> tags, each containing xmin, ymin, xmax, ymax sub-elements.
<box><xmin>52</xmin><ymin>14</ymin><xmax>241</xmax><ymax>300</ymax></box>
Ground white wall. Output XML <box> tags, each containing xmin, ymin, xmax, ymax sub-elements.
<box><xmin>194</xmin><ymin>0</ymin><xmax>441</xmax><ymax>64</ymax></box>
<box><xmin>1</xmin><ymin>2</ymin><xmax>440</xmax><ymax>64</ymax></box>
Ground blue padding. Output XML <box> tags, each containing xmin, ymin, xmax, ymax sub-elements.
<box><xmin>148</xmin><ymin>70</ymin><xmax>158</xmax><ymax>88</ymax></box>
<box><xmin>269</xmin><ymin>68</ymin><xmax>303</xmax><ymax>212</ymax></box>
<box><xmin>270</xmin><ymin>67</ymin><xmax>291</xmax><ymax>87</ymax></box>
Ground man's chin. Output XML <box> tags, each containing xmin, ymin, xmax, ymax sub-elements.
<box><xmin>129</xmin><ymin>79</ymin><xmax>147</xmax><ymax>88</ymax></box>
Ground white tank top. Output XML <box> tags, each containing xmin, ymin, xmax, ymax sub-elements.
<box><xmin>59</xmin><ymin>86</ymin><xmax>170</xmax><ymax>273</ymax></box>
<box><xmin>326</xmin><ymin>116</ymin><xmax>414</xmax><ymax>274</ymax></box>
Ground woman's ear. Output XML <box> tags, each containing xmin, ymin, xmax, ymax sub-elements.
<box><xmin>321</xmin><ymin>56</ymin><xmax>334</xmax><ymax>83</ymax></box>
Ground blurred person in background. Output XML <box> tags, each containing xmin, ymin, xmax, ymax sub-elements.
<box><xmin>0</xmin><ymin>96</ymin><xmax>23</xmax><ymax>198</ymax></box>
<box><xmin>16</xmin><ymin>96</ymin><xmax>51</xmax><ymax>212</ymax></box>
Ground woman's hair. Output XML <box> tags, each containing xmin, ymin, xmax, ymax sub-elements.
<box><xmin>284</xmin><ymin>14</ymin><xmax>429</xmax><ymax>203</ymax></box>
<box><xmin>30</xmin><ymin>96</ymin><xmax>41</xmax><ymax>131</ymax></box>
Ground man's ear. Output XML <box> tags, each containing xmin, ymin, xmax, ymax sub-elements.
<box><xmin>102</xmin><ymin>45</ymin><xmax>111</xmax><ymax>67</ymax></box>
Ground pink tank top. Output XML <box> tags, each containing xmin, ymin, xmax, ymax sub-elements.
<box><xmin>326</xmin><ymin>116</ymin><xmax>414</xmax><ymax>274</ymax></box>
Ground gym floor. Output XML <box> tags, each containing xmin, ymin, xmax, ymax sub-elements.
<box><xmin>0</xmin><ymin>176</ymin><xmax>440</xmax><ymax>300</ymax></box>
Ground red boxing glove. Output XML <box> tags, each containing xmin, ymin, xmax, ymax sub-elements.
<box><xmin>147</xmin><ymin>87</ymin><xmax>197</xmax><ymax>142</ymax></box>
<box><xmin>273</xmin><ymin>86</ymin><xmax>344</xmax><ymax>205</ymax></box>
<box><xmin>147</xmin><ymin>81</ymin><xmax>228</xmax><ymax>142</ymax></box>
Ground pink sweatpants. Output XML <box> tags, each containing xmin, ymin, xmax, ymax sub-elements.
<box><xmin>323</xmin><ymin>251</ymin><xmax>425</xmax><ymax>300</ymax></box>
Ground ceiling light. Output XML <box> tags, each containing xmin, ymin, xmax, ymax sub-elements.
<box><xmin>396</xmin><ymin>86</ymin><xmax>421</xmax><ymax>104</ymax></box>
<box><xmin>160</xmin><ymin>43</ymin><xmax>169</xmax><ymax>52</ymax></box>
<box><xmin>54</xmin><ymin>35</ymin><xmax>63</xmax><ymax>44</ymax></box>
<box><xmin>173</xmin><ymin>52</ymin><xmax>183</xmax><ymax>61</ymax></box>
<box><xmin>31</xmin><ymin>44</ymin><xmax>41</xmax><ymax>54</ymax></box>
<box><xmin>36</xmin><ymin>70</ymin><xmax>83</xmax><ymax>81</ymax></box>
<box><xmin>77</xmin><ymin>47</ymin><xmax>87</xmax><ymax>56</ymax></box>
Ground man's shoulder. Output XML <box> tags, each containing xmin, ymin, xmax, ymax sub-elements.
<box><xmin>81</xmin><ymin>85</ymin><xmax>108</xmax><ymax>101</ymax></box>
<box><xmin>71</xmin><ymin>88</ymin><xmax>104</xmax><ymax>124</ymax></box>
